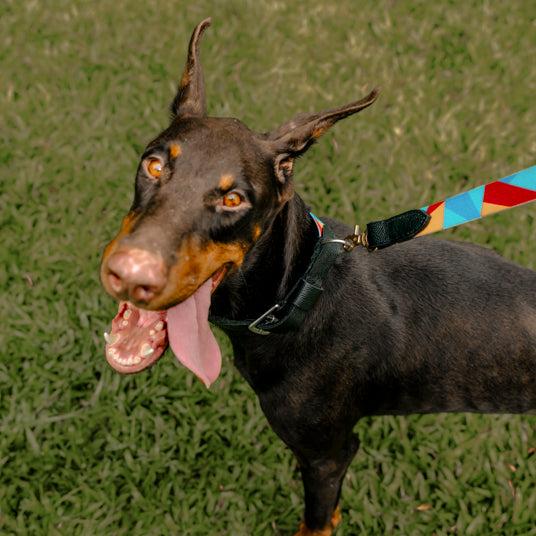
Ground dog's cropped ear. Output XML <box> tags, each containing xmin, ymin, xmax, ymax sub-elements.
<box><xmin>265</xmin><ymin>87</ymin><xmax>381</xmax><ymax>189</ymax></box>
<box><xmin>171</xmin><ymin>18</ymin><xmax>212</xmax><ymax>118</ymax></box>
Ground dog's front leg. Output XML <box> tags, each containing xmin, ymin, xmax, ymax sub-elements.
<box><xmin>292</xmin><ymin>433</ymin><xmax>360</xmax><ymax>536</ymax></box>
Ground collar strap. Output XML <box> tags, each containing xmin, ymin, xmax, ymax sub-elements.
<box><xmin>209</xmin><ymin>220</ymin><xmax>344</xmax><ymax>335</ymax></box>
<box><xmin>209</xmin><ymin>210</ymin><xmax>430</xmax><ymax>335</ymax></box>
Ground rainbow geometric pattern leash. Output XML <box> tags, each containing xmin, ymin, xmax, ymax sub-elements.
<box><xmin>355</xmin><ymin>165</ymin><xmax>536</xmax><ymax>251</ymax></box>
<box><xmin>417</xmin><ymin>164</ymin><xmax>536</xmax><ymax>237</ymax></box>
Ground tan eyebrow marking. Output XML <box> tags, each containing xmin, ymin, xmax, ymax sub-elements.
<box><xmin>253</xmin><ymin>224</ymin><xmax>262</xmax><ymax>242</ymax></box>
<box><xmin>218</xmin><ymin>173</ymin><xmax>235</xmax><ymax>191</ymax></box>
<box><xmin>169</xmin><ymin>143</ymin><xmax>182</xmax><ymax>159</ymax></box>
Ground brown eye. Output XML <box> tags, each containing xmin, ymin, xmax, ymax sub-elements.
<box><xmin>146</xmin><ymin>158</ymin><xmax>163</xmax><ymax>179</ymax></box>
<box><xmin>222</xmin><ymin>191</ymin><xmax>243</xmax><ymax>208</ymax></box>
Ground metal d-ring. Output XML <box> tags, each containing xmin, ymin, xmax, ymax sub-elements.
<box><xmin>321</xmin><ymin>238</ymin><xmax>347</xmax><ymax>245</ymax></box>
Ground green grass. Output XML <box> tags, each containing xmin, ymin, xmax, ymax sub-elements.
<box><xmin>1</xmin><ymin>0</ymin><xmax>536</xmax><ymax>534</ymax></box>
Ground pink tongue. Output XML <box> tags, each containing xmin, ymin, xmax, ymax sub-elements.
<box><xmin>167</xmin><ymin>278</ymin><xmax>222</xmax><ymax>388</ymax></box>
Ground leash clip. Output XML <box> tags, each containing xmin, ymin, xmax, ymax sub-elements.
<box><xmin>322</xmin><ymin>225</ymin><xmax>376</xmax><ymax>252</ymax></box>
<box><xmin>343</xmin><ymin>225</ymin><xmax>376</xmax><ymax>252</ymax></box>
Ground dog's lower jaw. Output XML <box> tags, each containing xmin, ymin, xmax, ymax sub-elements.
<box><xmin>294</xmin><ymin>506</ymin><xmax>342</xmax><ymax>536</ymax></box>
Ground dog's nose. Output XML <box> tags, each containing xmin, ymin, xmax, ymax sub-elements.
<box><xmin>105</xmin><ymin>248</ymin><xmax>167</xmax><ymax>303</ymax></box>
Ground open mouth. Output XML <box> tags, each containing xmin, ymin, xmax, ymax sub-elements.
<box><xmin>104</xmin><ymin>266</ymin><xmax>228</xmax><ymax>387</ymax></box>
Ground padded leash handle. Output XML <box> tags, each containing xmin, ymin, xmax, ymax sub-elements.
<box><xmin>365</xmin><ymin>209</ymin><xmax>430</xmax><ymax>250</ymax></box>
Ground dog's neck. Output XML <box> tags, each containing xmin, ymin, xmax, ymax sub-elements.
<box><xmin>210</xmin><ymin>195</ymin><xmax>319</xmax><ymax>321</ymax></box>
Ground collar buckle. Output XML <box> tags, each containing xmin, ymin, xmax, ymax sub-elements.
<box><xmin>248</xmin><ymin>304</ymin><xmax>282</xmax><ymax>335</ymax></box>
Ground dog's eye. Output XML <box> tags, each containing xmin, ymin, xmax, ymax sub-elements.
<box><xmin>222</xmin><ymin>192</ymin><xmax>243</xmax><ymax>208</ymax></box>
<box><xmin>146</xmin><ymin>158</ymin><xmax>163</xmax><ymax>179</ymax></box>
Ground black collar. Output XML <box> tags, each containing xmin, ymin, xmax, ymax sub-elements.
<box><xmin>209</xmin><ymin>219</ymin><xmax>345</xmax><ymax>335</ymax></box>
<box><xmin>208</xmin><ymin>208</ymin><xmax>430</xmax><ymax>335</ymax></box>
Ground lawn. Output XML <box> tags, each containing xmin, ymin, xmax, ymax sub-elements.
<box><xmin>1</xmin><ymin>0</ymin><xmax>535</xmax><ymax>534</ymax></box>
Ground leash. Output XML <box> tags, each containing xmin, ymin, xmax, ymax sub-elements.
<box><xmin>210</xmin><ymin>165</ymin><xmax>535</xmax><ymax>335</ymax></box>
<box><xmin>357</xmin><ymin>164</ymin><xmax>536</xmax><ymax>251</ymax></box>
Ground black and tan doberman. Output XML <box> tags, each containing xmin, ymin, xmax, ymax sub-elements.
<box><xmin>100</xmin><ymin>18</ymin><xmax>536</xmax><ymax>535</ymax></box>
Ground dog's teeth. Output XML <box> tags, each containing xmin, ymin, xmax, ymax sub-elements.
<box><xmin>107</xmin><ymin>347</ymin><xmax>142</xmax><ymax>367</ymax></box>
<box><xmin>155</xmin><ymin>321</ymin><xmax>164</xmax><ymax>331</ymax></box>
<box><xmin>140</xmin><ymin>344</ymin><xmax>154</xmax><ymax>358</ymax></box>
<box><xmin>122</xmin><ymin>320</ymin><xmax>129</xmax><ymax>327</ymax></box>
<box><xmin>123</xmin><ymin>309</ymin><xmax>132</xmax><ymax>320</ymax></box>
<box><xmin>104</xmin><ymin>332</ymin><xmax>119</xmax><ymax>345</ymax></box>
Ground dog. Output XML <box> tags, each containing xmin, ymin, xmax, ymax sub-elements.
<box><xmin>100</xmin><ymin>18</ymin><xmax>536</xmax><ymax>535</ymax></box>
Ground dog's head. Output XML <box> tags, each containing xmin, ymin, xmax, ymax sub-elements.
<box><xmin>99</xmin><ymin>18</ymin><xmax>380</xmax><ymax>385</ymax></box>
